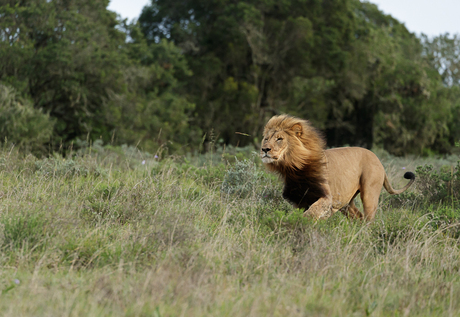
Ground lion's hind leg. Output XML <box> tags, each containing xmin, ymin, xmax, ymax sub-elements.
<box><xmin>341</xmin><ymin>195</ymin><xmax>363</xmax><ymax>219</ymax></box>
<box><xmin>360</xmin><ymin>188</ymin><xmax>381</xmax><ymax>221</ymax></box>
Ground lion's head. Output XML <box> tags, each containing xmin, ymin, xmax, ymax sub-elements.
<box><xmin>260</xmin><ymin>114</ymin><xmax>325</xmax><ymax>173</ymax></box>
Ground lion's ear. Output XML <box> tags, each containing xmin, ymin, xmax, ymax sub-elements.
<box><xmin>292</xmin><ymin>123</ymin><xmax>302</xmax><ymax>137</ymax></box>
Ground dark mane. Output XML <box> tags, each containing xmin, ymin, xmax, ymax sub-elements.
<box><xmin>263</xmin><ymin>114</ymin><xmax>327</xmax><ymax>209</ymax></box>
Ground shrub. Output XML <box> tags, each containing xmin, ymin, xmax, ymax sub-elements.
<box><xmin>80</xmin><ymin>181</ymin><xmax>143</xmax><ymax>224</ymax></box>
<box><xmin>261</xmin><ymin>208</ymin><xmax>312</xmax><ymax>234</ymax></box>
<box><xmin>423</xmin><ymin>205</ymin><xmax>460</xmax><ymax>238</ymax></box>
<box><xmin>82</xmin><ymin>182</ymin><xmax>123</xmax><ymax>219</ymax></box>
<box><xmin>384</xmin><ymin>191</ymin><xmax>423</xmax><ymax>209</ymax></box>
<box><xmin>370</xmin><ymin>211</ymin><xmax>428</xmax><ymax>254</ymax></box>
<box><xmin>34</xmin><ymin>155</ymin><xmax>105</xmax><ymax>178</ymax></box>
<box><xmin>2</xmin><ymin>213</ymin><xmax>52</xmax><ymax>250</ymax></box>
<box><xmin>0</xmin><ymin>84</ymin><xmax>54</xmax><ymax>151</ymax></box>
<box><xmin>221</xmin><ymin>159</ymin><xmax>261</xmax><ymax>198</ymax></box>
<box><xmin>221</xmin><ymin>159</ymin><xmax>280</xmax><ymax>200</ymax></box>
<box><xmin>415</xmin><ymin>163</ymin><xmax>460</xmax><ymax>204</ymax></box>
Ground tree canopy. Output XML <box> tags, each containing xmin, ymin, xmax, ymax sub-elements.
<box><xmin>1</xmin><ymin>0</ymin><xmax>459</xmax><ymax>155</ymax></box>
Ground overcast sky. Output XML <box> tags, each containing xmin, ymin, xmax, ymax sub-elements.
<box><xmin>107</xmin><ymin>0</ymin><xmax>460</xmax><ymax>37</ymax></box>
<box><xmin>370</xmin><ymin>0</ymin><xmax>460</xmax><ymax>37</ymax></box>
<box><xmin>107</xmin><ymin>0</ymin><xmax>149</xmax><ymax>22</ymax></box>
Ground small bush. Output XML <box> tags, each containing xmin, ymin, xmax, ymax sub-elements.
<box><xmin>81</xmin><ymin>182</ymin><xmax>148</xmax><ymax>224</ymax></box>
<box><xmin>177</xmin><ymin>160</ymin><xmax>227</xmax><ymax>185</ymax></box>
<box><xmin>415</xmin><ymin>163</ymin><xmax>460</xmax><ymax>204</ymax></box>
<box><xmin>35</xmin><ymin>155</ymin><xmax>105</xmax><ymax>178</ymax></box>
<box><xmin>370</xmin><ymin>211</ymin><xmax>428</xmax><ymax>254</ymax></box>
<box><xmin>385</xmin><ymin>191</ymin><xmax>423</xmax><ymax>209</ymax></box>
<box><xmin>2</xmin><ymin>213</ymin><xmax>53</xmax><ymax>250</ymax></box>
<box><xmin>221</xmin><ymin>159</ymin><xmax>262</xmax><ymax>198</ymax></box>
<box><xmin>423</xmin><ymin>205</ymin><xmax>460</xmax><ymax>238</ymax></box>
<box><xmin>82</xmin><ymin>182</ymin><xmax>123</xmax><ymax>222</ymax></box>
<box><xmin>221</xmin><ymin>159</ymin><xmax>281</xmax><ymax>200</ymax></box>
<box><xmin>261</xmin><ymin>208</ymin><xmax>312</xmax><ymax>234</ymax></box>
<box><xmin>0</xmin><ymin>84</ymin><xmax>54</xmax><ymax>152</ymax></box>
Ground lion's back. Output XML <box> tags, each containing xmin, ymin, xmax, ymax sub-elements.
<box><xmin>325</xmin><ymin>147</ymin><xmax>385</xmax><ymax>208</ymax></box>
<box><xmin>325</xmin><ymin>147</ymin><xmax>384</xmax><ymax>176</ymax></box>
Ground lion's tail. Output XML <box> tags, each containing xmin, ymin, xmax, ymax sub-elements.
<box><xmin>383</xmin><ymin>171</ymin><xmax>415</xmax><ymax>195</ymax></box>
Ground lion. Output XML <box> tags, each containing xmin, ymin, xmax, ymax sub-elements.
<box><xmin>260</xmin><ymin>114</ymin><xmax>415</xmax><ymax>220</ymax></box>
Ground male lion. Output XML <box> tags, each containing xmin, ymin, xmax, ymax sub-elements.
<box><xmin>260</xmin><ymin>114</ymin><xmax>415</xmax><ymax>220</ymax></box>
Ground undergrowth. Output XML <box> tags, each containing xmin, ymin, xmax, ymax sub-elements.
<box><xmin>0</xmin><ymin>144</ymin><xmax>459</xmax><ymax>316</ymax></box>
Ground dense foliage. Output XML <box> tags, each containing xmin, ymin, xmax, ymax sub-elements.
<box><xmin>1</xmin><ymin>0</ymin><xmax>460</xmax><ymax>155</ymax></box>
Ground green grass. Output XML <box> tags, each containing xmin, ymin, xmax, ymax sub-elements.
<box><xmin>0</xmin><ymin>146</ymin><xmax>460</xmax><ymax>316</ymax></box>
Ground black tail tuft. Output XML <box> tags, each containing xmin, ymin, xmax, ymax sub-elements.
<box><xmin>403</xmin><ymin>171</ymin><xmax>415</xmax><ymax>180</ymax></box>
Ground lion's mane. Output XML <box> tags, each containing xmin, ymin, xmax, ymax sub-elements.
<box><xmin>263</xmin><ymin>115</ymin><xmax>327</xmax><ymax>208</ymax></box>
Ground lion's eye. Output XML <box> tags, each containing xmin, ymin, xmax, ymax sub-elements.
<box><xmin>277</xmin><ymin>138</ymin><xmax>283</xmax><ymax>141</ymax></box>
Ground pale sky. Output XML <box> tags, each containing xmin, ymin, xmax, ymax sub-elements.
<box><xmin>107</xmin><ymin>0</ymin><xmax>150</xmax><ymax>22</ymax></box>
<box><xmin>369</xmin><ymin>0</ymin><xmax>460</xmax><ymax>37</ymax></box>
<box><xmin>108</xmin><ymin>0</ymin><xmax>460</xmax><ymax>37</ymax></box>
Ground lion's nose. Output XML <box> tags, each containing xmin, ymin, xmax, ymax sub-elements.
<box><xmin>262</xmin><ymin>148</ymin><xmax>271</xmax><ymax>154</ymax></box>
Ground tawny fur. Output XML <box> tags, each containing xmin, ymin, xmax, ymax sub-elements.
<box><xmin>260</xmin><ymin>114</ymin><xmax>415</xmax><ymax>220</ymax></box>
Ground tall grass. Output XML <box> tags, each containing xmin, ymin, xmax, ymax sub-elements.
<box><xmin>0</xmin><ymin>145</ymin><xmax>459</xmax><ymax>316</ymax></box>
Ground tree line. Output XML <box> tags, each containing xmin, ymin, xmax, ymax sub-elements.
<box><xmin>1</xmin><ymin>0</ymin><xmax>460</xmax><ymax>155</ymax></box>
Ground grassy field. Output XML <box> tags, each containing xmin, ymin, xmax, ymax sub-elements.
<box><xmin>0</xmin><ymin>144</ymin><xmax>460</xmax><ymax>316</ymax></box>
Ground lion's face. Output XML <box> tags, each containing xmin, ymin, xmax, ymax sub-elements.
<box><xmin>260</xmin><ymin>115</ymin><xmax>320</xmax><ymax>171</ymax></box>
<box><xmin>260</xmin><ymin>129</ymin><xmax>289</xmax><ymax>164</ymax></box>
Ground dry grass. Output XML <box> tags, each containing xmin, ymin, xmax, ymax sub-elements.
<box><xmin>0</xmin><ymin>146</ymin><xmax>459</xmax><ymax>316</ymax></box>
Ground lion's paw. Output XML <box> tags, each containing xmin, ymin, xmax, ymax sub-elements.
<box><xmin>304</xmin><ymin>201</ymin><xmax>332</xmax><ymax>219</ymax></box>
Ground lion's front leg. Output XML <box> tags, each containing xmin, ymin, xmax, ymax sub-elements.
<box><xmin>304</xmin><ymin>195</ymin><xmax>333</xmax><ymax>219</ymax></box>
<box><xmin>303</xmin><ymin>183</ymin><xmax>333</xmax><ymax>219</ymax></box>
<box><xmin>303</xmin><ymin>184</ymin><xmax>333</xmax><ymax>219</ymax></box>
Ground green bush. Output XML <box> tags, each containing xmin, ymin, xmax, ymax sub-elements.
<box><xmin>0</xmin><ymin>84</ymin><xmax>55</xmax><ymax>152</ymax></box>
<box><xmin>415</xmin><ymin>163</ymin><xmax>460</xmax><ymax>204</ymax></box>
<box><xmin>2</xmin><ymin>213</ymin><xmax>53</xmax><ymax>250</ymax></box>
<box><xmin>82</xmin><ymin>182</ymin><xmax>125</xmax><ymax>223</ymax></box>
<box><xmin>423</xmin><ymin>205</ymin><xmax>460</xmax><ymax>238</ymax></box>
<box><xmin>370</xmin><ymin>211</ymin><xmax>428</xmax><ymax>254</ymax></box>
<box><xmin>261</xmin><ymin>208</ymin><xmax>312</xmax><ymax>235</ymax></box>
<box><xmin>34</xmin><ymin>155</ymin><xmax>106</xmax><ymax>178</ymax></box>
<box><xmin>384</xmin><ymin>191</ymin><xmax>423</xmax><ymax>209</ymax></box>
<box><xmin>221</xmin><ymin>159</ymin><xmax>281</xmax><ymax>200</ymax></box>
<box><xmin>221</xmin><ymin>159</ymin><xmax>261</xmax><ymax>198</ymax></box>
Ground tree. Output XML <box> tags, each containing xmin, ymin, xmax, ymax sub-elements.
<box><xmin>0</xmin><ymin>0</ymin><xmax>126</xmax><ymax>143</ymax></box>
<box><xmin>139</xmin><ymin>0</ymin><xmax>357</xmax><ymax>146</ymax></box>
<box><xmin>103</xmin><ymin>23</ymin><xmax>197</xmax><ymax>153</ymax></box>
<box><xmin>0</xmin><ymin>83</ymin><xmax>54</xmax><ymax>151</ymax></box>
<box><xmin>423</xmin><ymin>34</ymin><xmax>460</xmax><ymax>148</ymax></box>
<box><xmin>423</xmin><ymin>34</ymin><xmax>460</xmax><ymax>86</ymax></box>
<box><xmin>139</xmin><ymin>0</ymin><xmax>455</xmax><ymax>154</ymax></box>
<box><xmin>332</xmin><ymin>1</ymin><xmax>453</xmax><ymax>154</ymax></box>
